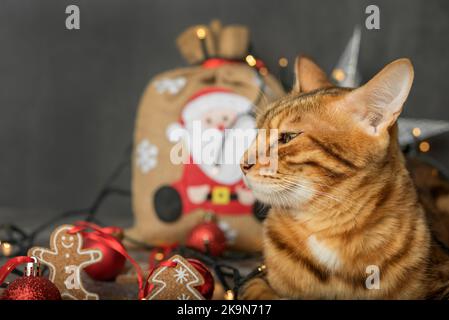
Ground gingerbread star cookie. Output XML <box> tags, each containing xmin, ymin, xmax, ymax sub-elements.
<box><xmin>146</xmin><ymin>255</ymin><xmax>205</xmax><ymax>300</ymax></box>
<box><xmin>28</xmin><ymin>224</ymin><xmax>102</xmax><ymax>300</ymax></box>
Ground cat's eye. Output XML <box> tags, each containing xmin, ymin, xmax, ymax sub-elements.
<box><xmin>278</xmin><ymin>132</ymin><xmax>301</xmax><ymax>144</ymax></box>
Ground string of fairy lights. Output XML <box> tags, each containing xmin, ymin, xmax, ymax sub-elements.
<box><xmin>0</xmin><ymin>26</ymin><xmax>294</xmax><ymax>260</ymax></box>
<box><xmin>0</xmin><ymin>27</ymin><xmax>447</xmax><ymax>298</ymax></box>
<box><xmin>0</xmin><ymin>28</ymin><xmax>278</xmax><ymax>298</ymax></box>
<box><xmin>413</xmin><ymin>128</ymin><xmax>431</xmax><ymax>153</ymax></box>
<box><xmin>0</xmin><ymin>143</ymin><xmax>264</xmax><ymax>297</ymax></box>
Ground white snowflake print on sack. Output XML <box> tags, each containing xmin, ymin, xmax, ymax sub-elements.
<box><xmin>154</xmin><ymin>77</ymin><xmax>186</xmax><ymax>95</ymax></box>
<box><xmin>136</xmin><ymin>139</ymin><xmax>158</xmax><ymax>174</ymax></box>
<box><xmin>218</xmin><ymin>221</ymin><xmax>238</xmax><ymax>245</ymax></box>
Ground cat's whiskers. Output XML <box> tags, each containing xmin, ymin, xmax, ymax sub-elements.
<box><xmin>270</xmin><ymin>179</ymin><xmax>330</xmax><ymax>213</ymax></box>
<box><xmin>276</xmin><ymin>173</ymin><xmax>359</xmax><ymax>210</ymax></box>
<box><xmin>276</xmin><ymin>172</ymin><xmax>350</xmax><ymax>199</ymax></box>
<box><xmin>249</xmin><ymin>176</ymin><xmax>317</xmax><ymax>210</ymax></box>
<box><xmin>278</xmin><ymin>176</ymin><xmax>343</xmax><ymax>204</ymax></box>
<box><xmin>274</xmin><ymin>176</ymin><xmax>360</xmax><ymax>229</ymax></box>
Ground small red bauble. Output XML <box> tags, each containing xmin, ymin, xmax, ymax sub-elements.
<box><xmin>2</xmin><ymin>276</ymin><xmax>61</xmax><ymax>300</ymax></box>
<box><xmin>187</xmin><ymin>258</ymin><xmax>214</xmax><ymax>299</ymax></box>
<box><xmin>83</xmin><ymin>236</ymin><xmax>126</xmax><ymax>281</ymax></box>
<box><xmin>186</xmin><ymin>221</ymin><xmax>226</xmax><ymax>256</ymax></box>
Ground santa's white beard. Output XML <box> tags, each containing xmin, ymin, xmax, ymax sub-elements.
<box><xmin>185</xmin><ymin>115</ymin><xmax>256</xmax><ymax>185</ymax></box>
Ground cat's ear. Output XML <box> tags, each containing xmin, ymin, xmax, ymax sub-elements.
<box><xmin>293</xmin><ymin>55</ymin><xmax>333</xmax><ymax>93</ymax></box>
<box><xmin>343</xmin><ymin>58</ymin><xmax>414</xmax><ymax>135</ymax></box>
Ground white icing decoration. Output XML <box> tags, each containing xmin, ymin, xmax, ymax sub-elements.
<box><xmin>174</xmin><ymin>267</ymin><xmax>189</xmax><ymax>284</ymax></box>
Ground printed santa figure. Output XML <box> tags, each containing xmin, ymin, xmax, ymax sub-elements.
<box><xmin>154</xmin><ymin>87</ymin><xmax>258</xmax><ymax>222</ymax></box>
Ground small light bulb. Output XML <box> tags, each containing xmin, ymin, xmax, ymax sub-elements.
<box><xmin>278</xmin><ymin>57</ymin><xmax>288</xmax><ymax>67</ymax></box>
<box><xmin>419</xmin><ymin>141</ymin><xmax>430</xmax><ymax>153</ymax></box>
<box><xmin>154</xmin><ymin>252</ymin><xmax>164</xmax><ymax>261</ymax></box>
<box><xmin>412</xmin><ymin>127</ymin><xmax>421</xmax><ymax>137</ymax></box>
<box><xmin>257</xmin><ymin>264</ymin><xmax>266</xmax><ymax>272</ymax></box>
<box><xmin>224</xmin><ymin>290</ymin><xmax>235</xmax><ymax>300</ymax></box>
<box><xmin>196</xmin><ymin>28</ymin><xmax>206</xmax><ymax>39</ymax></box>
<box><xmin>332</xmin><ymin>68</ymin><xmax>346</xmax><ymax>82</ymax></box>
<box><xmin>245</xmin><ymin>55</ymin><xmax>257</xmax><ymax>67</ymax></box>
<box><xmin>1</xmin><ymin>242</ymin><xmax>12</xmax><ymax>256</ymax></box>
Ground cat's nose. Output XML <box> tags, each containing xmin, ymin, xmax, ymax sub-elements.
<box><xmin>241</xmin><ymin>162</ymin><xmax>254</xmax><ymax>174</ymax></box>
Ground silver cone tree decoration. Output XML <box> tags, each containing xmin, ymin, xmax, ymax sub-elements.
<box><xmin>330</xmin><ymin>26</ymin><xmax>449</xmax><ymax>149</ymax></box>
<box><xmin>331</xmin><ymin>26</ymin><xmax>362</xmax><ymax>88</ymax></box>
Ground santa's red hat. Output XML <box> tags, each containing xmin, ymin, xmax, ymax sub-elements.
<box><xmin>166</xmin><ymin>87</ymin><xmax>254</xmax><ymax>142</ymax></box>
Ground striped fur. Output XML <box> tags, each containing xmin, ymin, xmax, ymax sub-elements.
<box><xmin>239</xmin><ymin>57</ymin><xmax>449</xmax><ymax>300</ymax></box>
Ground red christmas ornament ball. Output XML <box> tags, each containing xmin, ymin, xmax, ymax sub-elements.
<box><xmin>186</xmin><ymin>259</ymin><xmax>214</xmax><ymax>300</ymax></box>
<box><xmin>2</xmin><ymin>276</ymin><xmax>61</xmax><ymax>300</ymax></box>
<box><xmin>186</xmin><ymin>221</ymin><xmax>226</xmax><ymax>256</ymax></box>
<box><xmin>83</xmin><ymin>237</ymin><xmax>126</xmax><ymax>281</ymax></box>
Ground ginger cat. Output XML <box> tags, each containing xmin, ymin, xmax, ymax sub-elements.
<box><xmin>240</xmin><ymin>56</ymin><xmax>449</xmax><ymax>299</ymax></box>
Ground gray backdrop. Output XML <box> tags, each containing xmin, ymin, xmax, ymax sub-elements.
<box><xmin>1</xmin><ymin>0</ymin><xmax>448</xmax><ymax>223</ymax></box>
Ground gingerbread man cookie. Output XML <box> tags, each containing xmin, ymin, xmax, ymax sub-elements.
<box><xmin>28</xmin><ymin>224</ymin><xmax>102</xmax><ymax>300</ymax></box>
<box><xmin>146</xmin><ymin>255</ymin><xmax>205</xmax><ymax>300</ymax></box>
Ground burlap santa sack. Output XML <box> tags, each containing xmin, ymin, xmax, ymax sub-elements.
<box><xmin>125</xmin><ymin>21</ymin><xmax>284</xmax><ymax>252</ymax></box>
